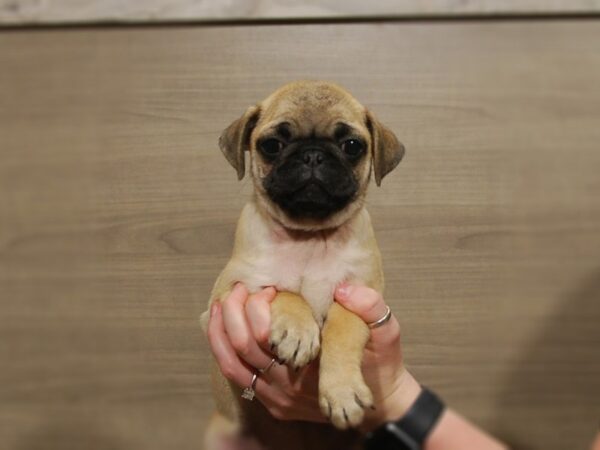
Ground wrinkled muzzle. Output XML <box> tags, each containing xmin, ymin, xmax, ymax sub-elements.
<box><xmin>263</xmin><ymin>143</ymin><xmax>358</xmax><ymax>220</ymax></box>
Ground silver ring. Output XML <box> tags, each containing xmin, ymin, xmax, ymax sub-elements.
<box><xmin>367</xmin><ymin>305</ymin><xmax>392</xmax><ymax>329</ymax></box>
<box><xmin>241</xmin><ymin>372</ymin><xmax>258</xmax><ymax>401</ymax></box>
<box><xmin>259</xmin><ymin>357</ymin><xmax>277</xmax><ymax>374</ymax></box>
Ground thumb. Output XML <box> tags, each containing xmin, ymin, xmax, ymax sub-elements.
<box><xmin>334</xmin><ymin>282</ymin><xmax>389</xmax><ymax>324</ymax></box>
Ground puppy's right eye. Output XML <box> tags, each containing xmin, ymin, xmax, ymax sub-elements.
<box><xmin>259</xmin><ymin>139</ymin><xmax>283</xmax><ymax>156</ymax></box>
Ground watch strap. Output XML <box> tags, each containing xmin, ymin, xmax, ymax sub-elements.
<box><xmin>394</xmin><ymin>387</ymin><xmax>445</xmax><ymax>446</ymax></box>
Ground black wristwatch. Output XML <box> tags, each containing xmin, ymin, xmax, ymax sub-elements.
<box><xmin>363</xmin><ymin>388</ymin><xmax>445</xmax><ymax>450</ymax></box>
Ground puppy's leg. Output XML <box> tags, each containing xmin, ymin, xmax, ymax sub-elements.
<box><xmin>319</xmin><ymin>302</ymin><xmax>372</xmax><ymax>429</ymax></box>
<box><xmin>270</xmin><ymin>292</ymin><xmax>321</xmax><ymax>369</ymax></box>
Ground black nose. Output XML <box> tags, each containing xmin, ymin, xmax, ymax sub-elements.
<box><xmin>302</xmin><ymin>148</ymin><xmax>325</xmax><ymax>167</ymax></box>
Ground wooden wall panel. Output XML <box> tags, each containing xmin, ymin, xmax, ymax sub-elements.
<box><xmin>1</xmin><ymin>0</ymin><xmax>600</xmax><ymax>26</ymax></box>
<box><xmin>1</xmin><ymin>20</ymin><xmax>599</xmax><ymax>450</ymax></box>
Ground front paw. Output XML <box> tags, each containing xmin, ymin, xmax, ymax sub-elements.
<box><xmin>319</xmin><ymin>368</ymin><xmax>373</xmax><ymax>429</ymax></box>
<box><xmin>269</xmin><ymin>310</ymin><xmax>320</xmax><ymax>370</ymax></box>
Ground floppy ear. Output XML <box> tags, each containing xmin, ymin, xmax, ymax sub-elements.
<box><xmin>366</xmin><ymin>110</ymin><xmax>405</xmax><ymax>186</ymax></box>
<box><xmin>219</xmin><ymin>106</ymin><xmax>261</xmax><ymax>180</ymax></box>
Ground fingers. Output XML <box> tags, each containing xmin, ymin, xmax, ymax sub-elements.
<box><xmin>334</xmin><ymin>283</ymin><xmax>389</xmax><ymax>324</ymax></box>
<box><xmin>207</xmin><ymin>302</ymin><xmax>256</xmax><ymax>387</ymax></box>
<box><xmin>246</xmin><ymin>287</ymin><xmax>276</xmax><ymax>349</ymax></box>
<box><xmin>221</xmin><ymin>284</ymin><xmax>274</xmax><ymax>371</ymax></box>
<box><xmin>207</xmin><ymin>302</ymin><xmax>276</xmax><ymax>394</ymax></box>
<box><xmin>208</xmin><ymin>302</ymin><xmax>321</xmax><ymax>422</ymax></box>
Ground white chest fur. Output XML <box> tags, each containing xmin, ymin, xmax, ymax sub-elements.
<box><xmin>226</xmin><ymin>202</ymin><xmax>376</xmax><ymax>323</ymax></box>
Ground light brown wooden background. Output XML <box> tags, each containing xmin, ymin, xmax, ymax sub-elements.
<box><xmin>1</xmin><ymin>19</ymin><xmax>599</xmax><ymax>450</ymax></box>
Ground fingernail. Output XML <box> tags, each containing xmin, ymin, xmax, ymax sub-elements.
<box><xmin>261</xmin><ymin>286</ymin><xmax>276</xmax><ymax>296</ymax></box>
<box><xmin>336</xmin><ymin>282</ymin><xmax>351</xmax><ymax>299</ymax></box>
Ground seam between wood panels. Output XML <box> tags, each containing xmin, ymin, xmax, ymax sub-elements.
<box><xmin>1</xmin><ymin>11</ymin><xmax>600</xmax><ymax>32</ymax></box>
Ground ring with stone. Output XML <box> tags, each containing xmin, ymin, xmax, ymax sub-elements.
<box><xmin>241</xmin><ymin>371</ymin><xmax>258</xmax><ymax>401</ymax></box>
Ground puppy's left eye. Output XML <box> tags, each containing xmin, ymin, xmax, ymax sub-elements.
<box><xmin>341</xmin><ymin>139</ymin><xmax>364</xmax><ymax>157</ymax></box>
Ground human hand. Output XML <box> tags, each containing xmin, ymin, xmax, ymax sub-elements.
<box><xmin>207</xmin><ymin>283</ymin><xmax>326</xmax><ymax>422</ymax></box>
<box><xmin>334</xmin><ymin>282</ymin><xmax>422</xmax><ymax>429</ymax></box>
<box><xmin>207</xmin><ymin>282</ymin><xmax>422</xmax><ymax>428</ymax></box>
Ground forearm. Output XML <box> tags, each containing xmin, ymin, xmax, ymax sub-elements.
<box><xmin>364</xmin><ymin>369</ymin><xmax>507</xmax><ymax>450</ymax></box>
<box><xmin>425</xmin><ymin>409</ymin><xmax>508</xmax><ymax>450</ymax></box>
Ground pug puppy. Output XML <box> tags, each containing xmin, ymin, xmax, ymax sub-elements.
<box><xmin>202</xmin><ymin>81</ymin><xmax>404</xmax><ymax>449</ymax></box>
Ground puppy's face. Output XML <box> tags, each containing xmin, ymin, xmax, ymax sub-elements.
<box><xmin>219</xmin><ymin>81</ymin><xmax>405</xmax><ymax>230</ymax></box>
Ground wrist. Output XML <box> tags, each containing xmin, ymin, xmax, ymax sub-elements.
<box><xmin>362</xmin><ymin>368</ymin><xmax>422</xmax><ymax>431</ymax></box>
<box><xmin>381</xmin><ymin>369</ymin><xmax>423</xmax><ymax>422</ymax></box>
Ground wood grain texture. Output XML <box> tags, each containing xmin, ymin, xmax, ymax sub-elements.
<box><xmin>1</xmin><ymin>0</ymin><xmax>600</xmax><ymax>25</ymax></box>
<box><xmin>1</xmin><ymin>20</ymin><xmax>599</xmax><ymax>450</ymax></box>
